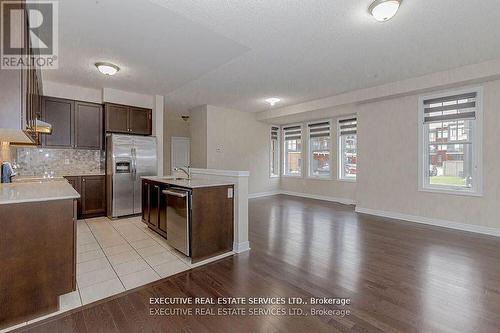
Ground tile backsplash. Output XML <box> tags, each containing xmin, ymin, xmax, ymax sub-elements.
<box><xmin>15</xmin><ymin>148</ymin><xmax>104</xmax><ymax>176</ymax></box>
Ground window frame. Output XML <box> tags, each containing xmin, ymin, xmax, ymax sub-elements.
<box><xmin>306</xmin><ymin>119</ymin><xmax>333</xmax><ymax>179</ymax></box>
<box><xmin>337</xmin><ymin>116</ymin><xmax>357</xmax><ymax>182</ymax></box>
<box><xmin>418</xmin><ymin>86</ymin><xmax>484</xmax><ymax>197</ymax></box>
<box><xmin>282</xmin><ymin>123</ymin><xmax>304</xmax><ymax>178</ymax></box>
<box><xmin>269</xmin><ymin>125</ymin><xmax>280</xmax><ymax>178</ymax></box>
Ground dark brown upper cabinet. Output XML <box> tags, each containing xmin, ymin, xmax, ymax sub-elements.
<box><xmin>105</xmin><ymin>103</ymin><xmax>152</xmax><ymax>136</ymax></box>
<box><xmin>42</xmin><ymin>97</ymin><xmax>103</xmax><ymax>149</ymax></box>
<box><xmin>42</xmin><ymin>97</ymin><xmax>74</xmax><ymax>148</ymax></box>
<box><xmin>105</xmin><ymin>103</ymin><xmax>129</xmax><ymax>133</ymax></box>
<box><xmin>129</xmin><ymin>107</ymin><xmax>152</xmax><ymax>135</ymax></box>
<box><xmin>75</xmin><ymin>102</ymin><xmax>103</xmax><ymax>149</ymax></box>
<box><xmin>0</xmin><ymin>0</ymin><xmax>41</xmax><ymax>145</ymax></box>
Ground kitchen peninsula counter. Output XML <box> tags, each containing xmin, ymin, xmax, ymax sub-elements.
<box><xmin>141</xmin><ymin>176</ymin><xmax>235</xmax><ymax>189</ymax></box>
<box><xmin>0</xmin><ymin>179</ymin><xmax>80</xmax><ymax>205</ymax></box>
<box><xmin>0</xmin><ymin>179</ymin><xmax>78</xmax><ymax>328</ymax></box>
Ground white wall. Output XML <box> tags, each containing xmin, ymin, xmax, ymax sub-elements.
<box><xmin>189</xmin><ymin>105</ymin><xmax>208</xmax><ymax>169</ymax></box>
<box><xmin>102</xmin><ymin>88</ymin><xmax>154</xmax><ymax>109</ymax></box>
<box><xmin>355</xmin><ymin>80</ymin><xmax>500</xmax><ymax>229</ymax></box>
<box><xmin>43</xmin><ymin>81</ymin><xmax>102</xmax><ymax>103</ymax></box>
<box><xmin>153</xmin><ymin>95</ymin><xmax>164</xmax><ymax>175</ymax></box>
<box><xmin>205</xmin><ymin>105</ymin><xmax>280</xmax><ymax>195</ymax></box>
<box><xmin>188</xmin><ymin>105</ymin><xmax>279</xmax><ymax>194</ymax></box>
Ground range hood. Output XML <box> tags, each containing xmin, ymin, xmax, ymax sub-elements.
<box><xmin>35</xmin><ymin>119</ymin><xmax>52</xmax><ymax>134</ymax></box>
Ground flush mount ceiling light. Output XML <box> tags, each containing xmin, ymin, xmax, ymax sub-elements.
<box><xmin>265</xmin><ymin>98</ymin><xmax>281</xmax><ymax>107</ymax></box>
<box><xmin>95</xmin><ymin>62</ymin><xmax>120</xmax><ymax>76</ymax></box>
<box><xmin>369</xmin><ymin>0</ymin><xmax>401</xmax><ymax>22</ymax></box>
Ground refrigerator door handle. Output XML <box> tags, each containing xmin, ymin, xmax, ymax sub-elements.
<box><xmin>131</xmin><ymin>147</ymin><xmax>137</xmax><ymax>180</ymax></box>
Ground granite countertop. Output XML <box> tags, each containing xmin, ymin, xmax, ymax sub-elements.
<box><xmin>0</xmin><ymin>180</ymin><xmax>80</xmax><ymax>205</ymax></box>
<box><xmin>142</xmin><ymin>176</ymin><xmax>234</xmax><ymax>189</ymax></box>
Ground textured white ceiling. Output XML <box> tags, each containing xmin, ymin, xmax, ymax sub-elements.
<box><xmin>46</xmin><ymin>0</ymin><xmax>500</xmax><ymax>114</ymax></box>
<box><xmin>42</xmin><ymin>0</ymin><xmax>249</xmax><ymax>99</ymax></box>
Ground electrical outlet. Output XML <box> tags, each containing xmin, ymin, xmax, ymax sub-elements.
<box><xmin>64</xmin><ymin>159</ymin><xmax>70</xmax><ymax>165</ymax></box>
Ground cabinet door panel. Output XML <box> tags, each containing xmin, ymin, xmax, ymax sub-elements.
<box><xmin>158</xmin><ymin>186</ymin><xmax>167</xmax><ymax>234</ymax></box>
<box><xmin>75</xmin><ymin>102</ymin><xmax>102</xmax><ymax>149</ymax></box>
<box><xmin>129</xmin><ymin>107</ymin><xmax>151</xmax><ymax>135</ymax></box>
<box><xmin>142</xmin><ymin>181</ymin><xmax>150</xmax><ymax>224</ymax></box>
<box><xmin>65</xmin><ymin>176</ymin><xmax>82</xmax><ymax>218</ymax></box>
<box><xmin>81</xmin><ymin>176</ymin><xmax>105</xmax><ymax>216</ymax></box>
<box><xmin>42</xmin><ymin>97</ymin><xmax>74</xmax><ymax>148</ymax></box>
<box><xmin>149</xmin><ymin>184</ymin><xmax>160</xmax><ymax>228</ymax></box>
<box><xmin>105</xmin><ymin>104</ymin><xmax>129</xmax><ymax>133</ymax></box>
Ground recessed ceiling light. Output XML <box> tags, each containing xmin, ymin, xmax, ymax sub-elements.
<box><xmin>369</xmin><ymin>0</ymin><xmax>401</xmax><ymax>22</ymax></box>
<box><xmin>95</xmin><ymin>62</ymin><xmax>120</xmax><ymax>76</ymax></box>
<box><xmin>265</xmin><ymin>98</ymin><xmax>281</xmax><ymax>107</ymax></box>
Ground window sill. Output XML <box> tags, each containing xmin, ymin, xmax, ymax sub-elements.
<box><xmin>338</xmin><ymin>178</ymin><xmax>356</xmax><ymax>183</ymax></box>
<box><xmin>306</xmin><ymin>176</ymin><xmax>334</xmax><ymax>181</ymax></box>
<box><xmin>418</xmin><ymin>186</ymin><xmax>483</xmax><ymax>197</ymax></box>
<box><xmin>282</xmin><ymin>175</ymin><xmax>303</xmax><ymax>178</ymax></box>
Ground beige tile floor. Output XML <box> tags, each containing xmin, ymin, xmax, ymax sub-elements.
<box><xmin>1</xmin><ymin>216</ymin><xmax>201</xmax><ymax>333</ymax></box>
<box><xmin>76</xmin><ymin>216</ymin><xmax>192</xmax><ymax>304</ymax></box>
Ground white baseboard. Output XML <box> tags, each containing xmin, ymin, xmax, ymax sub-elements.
<box><xmin>248</xmin><ymin>190</ymin><xmax>281</xmax><ymax>199</ymax></box>
<box><xmin>355</xmin><ymin>207</ymin><xmax>500</xmax><ymax>237</ymax></box>
<box><xmin>233</xmin><ymin>241</ymin><xmax>251</xmax><ymax>253</ymax></box>
<box><xmin>280</xmin><ymin>190</ymin><xmax>356</xmax><ymax>205</ymax></box>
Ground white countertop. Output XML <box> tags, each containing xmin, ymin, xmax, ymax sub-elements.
<box><xmin>142</xmin><ymin>176</ymin><xmax>234</xmax><ymax>189</ymax></box>
<box><xmin>0</xmin><ymin>179</ymin><xmax>80</xmax><ymax>205</ymax></box>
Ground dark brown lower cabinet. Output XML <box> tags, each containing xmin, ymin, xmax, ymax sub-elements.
<box><xmin>158</xmin><ymin>188</ymin><xmax>167</xmax><ymax>234</ymax></box>
<box><xmin>81</xmin><ymin>176</ymin><xmax>106</xmax><ymax>217</ymax></box>
<box><xmin>65</xmin><ymin>175</ymin><xmax>105</xmax><ymax>219</ymax></box>
<box><xmin>142</xmin><ymin>182</ymin><xmax>167</xmax><ymax>238</ymax></box>
<box><xmin>141</xmin><ymin>179</ymin><xmax>233</xmax><ymax>262</ymax></box>
<box><xmin>65</xmin><ymin>176</ymin><xmax>82</xmax><ymax>217</ymax></box>
<box><xmin>142</xmin><ymin>181</ymin><xmax>150</xmax><ymax>222</ymax></box>
<box><xmin>0</xmin><ymin>199</ymin><xmax>75</xmax><ymax>328</ymax></box>
<box><xmin>149</xmin><ymin>183</ymin><xmax>160</xmax><ymax>229</ymax></box>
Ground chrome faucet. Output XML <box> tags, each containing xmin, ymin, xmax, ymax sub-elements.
<box><xmin>174</xmin><ymin>166</ymin><xmax>191</xmax><ymax>180</ymax></box>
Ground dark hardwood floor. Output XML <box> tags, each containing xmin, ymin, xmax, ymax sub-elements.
<box><xmin>15</xmin><ymin>195</ymin><xmax>500</xmax><ymax>332</ymax></box>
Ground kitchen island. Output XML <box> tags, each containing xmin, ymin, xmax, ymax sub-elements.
<box><xmin>141</xmin><ymin>176</ymin><xmax>234</xmax><ymax>263</ymax></box>
<box><xmin>0</xmin><ymin>180</ymin><xmax>79</xmax><ymax>328</ymax></box>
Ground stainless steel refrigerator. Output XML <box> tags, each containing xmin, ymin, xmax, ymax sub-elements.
<box><xmin>106</xmin><ymin>134</ymin><xmax>157</xmax><ymax>217</ymax></box>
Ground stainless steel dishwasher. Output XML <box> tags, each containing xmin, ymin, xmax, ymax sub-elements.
<box><xmin>162</xmin><ymin>187</ymin><xmax>192</xmax><ymax>256</ymax></box>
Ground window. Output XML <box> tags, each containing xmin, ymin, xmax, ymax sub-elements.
<box><xmin>270</xmin><ymin>126</ymin><xmax>280</xmax><ymax>177</ymax></box>
<box><xmin>338</xmin><ymin>117</ymin><xmax>357</xmax><ymax>180</ymax></box>
<box><xmin>307</xmin><ymin>121</ymin><xmax>331</xmax><ymax>178</ymax></box>
<box><xmin>419</xmin><ymin>88</ymin><xmax>483</xmax><ymax>195</ymax></box>
<box><xmin>282</xmin><ymin>125</ymin><xmax>302</xmax><ymax>176</ymax></box>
